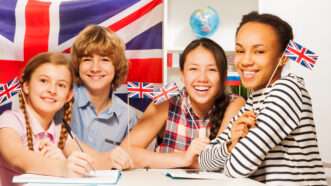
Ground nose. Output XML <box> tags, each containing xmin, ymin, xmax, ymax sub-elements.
<box><xmin>47</xmin><ymin>83</ymin><xmax>57</xmax><ymax>95</ymax></box>
<box><xmin>91</xmin><ymin>58</ymin><xmax>101</xmax><ymax>72</ymax></box>
<box><xmin>240</xmin><ymin>52</ymin><xmax>254</xmax><ymax>67</ymax></box>
<box><xmin>197</xmin><ymin>69</ymin><xmax>208</xmax><ymax>82</ymax></box>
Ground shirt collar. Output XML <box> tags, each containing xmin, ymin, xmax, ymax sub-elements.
<box><xmin>102</xmin><ymin>94</ymin><xmax>125</xmax><ymax>119</ymax></box>
<box><xmin>76</xmin><ymin>85</ymin><xmax>124</xmax><ymax>120</ymax></box>
<box><xmin>26</xmin><ymin>106</ymin><xmax>56</xmax><ymax>143</ymax></box>
<box><xmin>75</xmin><ymin>85</ymin><xmax>91</xmax><ymax>108</ymax></box>
<box><xmin>182</xmin><ymin>88</ymin><xmax>210</xmax><ymax>121</ymax></box>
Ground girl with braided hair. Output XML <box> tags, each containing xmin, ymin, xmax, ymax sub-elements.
<box><xmin>0</xmin><ymin>52</ymin><xmax>131</xmax><ymax>186</ymax></box>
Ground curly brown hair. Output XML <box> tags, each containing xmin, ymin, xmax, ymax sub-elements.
<box><xmin>71</xmin><ymin>25</ymin><xmax>128</xmax><ymax>91</ymax></box>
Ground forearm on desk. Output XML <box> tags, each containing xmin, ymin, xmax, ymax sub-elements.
<box><xmin>126</xmin><ymin>146</ymin><xmax>189</xmax><ymax>169</ymax></box>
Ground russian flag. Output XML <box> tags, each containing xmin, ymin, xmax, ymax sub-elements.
<box><xmin>226</xmin><ymin>72</ymin><xmax>240</xmax><ymax>86</ymax></box>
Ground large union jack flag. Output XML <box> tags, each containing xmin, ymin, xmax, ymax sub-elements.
<box><xmin>0</xmin><ymin>0</ymin><xmax>163</xmax><ymax>113</ymax></box>
<box><xmin>0</xmin><ymin>77</ymin><xmax>20</xmax><ymax>106</ymax></box>
<box><xmin>284</xmin><ymin>40</ymin><xmax>318</xmax><ymax>70</ymax></box>
<box><xmin>127</xmin><ymin>81</ymin><xmax>154</xmax><ymax>99</ymax></box>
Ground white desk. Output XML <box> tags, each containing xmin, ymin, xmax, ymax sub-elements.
<box><xmin>119</xmin><ymin>169</ymin><xmax>265</xmax><ymax>186</ymax></box>
<box><xmin>24</xmin><ymin>169</ymin><xmax>265</xmax><ymax>186</ymax></box>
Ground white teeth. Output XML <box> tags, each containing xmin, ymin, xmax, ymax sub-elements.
<box><xmin>43</xmin><ymin>98</ymin><xmax>56</xmax><ymax>103</ymax></box>
<box><xmin>88</xmin><ymin>75</ymin><xmax>104</xmax><ymax>80</ymax></box>
<box><xmin>194</xmin><ymin>86</ymin><xmax>209</xmax><ymax>91</ymax></box>
<box><xmin>243</xmin><ymin>71</ymin><xmax>256</xmax><ymax>78</ymax></box>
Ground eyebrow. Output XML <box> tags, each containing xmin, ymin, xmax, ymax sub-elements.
<box><xmin>39</xmin><ymin>75</ymin><xmax>70</xmax><ymax>83</ymax></box>
<box><xmin>236</xmin><ymin>43</ymin><xmax>265</xmax><ymax>48</ymax></box>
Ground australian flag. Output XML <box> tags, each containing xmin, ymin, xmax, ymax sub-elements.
<box><xmin>0</xmin><ymin>0</ymin><xmax>163</xmax><ymax>113</ymax></box>
<box><xmin>284</xmin><ymin>40</ymin><xmax>318</xmax><ymax>70</ymax></box>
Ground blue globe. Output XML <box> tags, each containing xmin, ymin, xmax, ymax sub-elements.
<box><xmin>190</xmin><ymin>7</ymin><xmax>220</xmax><ymax>38</ymax></box>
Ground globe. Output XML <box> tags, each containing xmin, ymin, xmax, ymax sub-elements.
<box><xmin>190</xmin><ymin>7</ymin><xmax>220</xmax><ymax>38</ymax></box>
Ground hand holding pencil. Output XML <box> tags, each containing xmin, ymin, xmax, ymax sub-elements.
<box><xmin>65</xmin><ymin>151</ymin><xmax>95</xmax><ymax>177</ymax></box>
<box><xmin>62</xmin><ymin>120</ymin><xmax>96</xmax><ymax>175</ymax></box>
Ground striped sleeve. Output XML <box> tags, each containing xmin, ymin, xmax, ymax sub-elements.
<box><xmin>200</xmin><ymin>78</ymin><xmax>304</xmax><ymax>177</ymax></box>
<box><xmin>199</xmin><ymin>108</ymin><xmax>244</xmax><ymax>171</ymax></box>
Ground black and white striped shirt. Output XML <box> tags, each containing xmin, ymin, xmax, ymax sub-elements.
<box><xmin>199</xmin><ymin>74</ymin><xmax>327</xmax><ymax>185</ymax></box>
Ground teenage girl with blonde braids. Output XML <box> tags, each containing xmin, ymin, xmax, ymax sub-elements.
<box><xmin>0</xmin><ymin>52</ymin><xmax>132</xmax><ymax>186</ymax></box>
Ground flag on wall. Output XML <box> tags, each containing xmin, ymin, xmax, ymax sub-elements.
<box><xmin>0</xmin><ymin>0</ymin><xmax>163</xmax><ymax>113</ymax></box>
<box><xmin>284</xmin><ymin>40</ymin><xmax>318</xmax><ymax>70</ymax></box>
<box><xmin>127</xmin><ymin>82</ymin><xmax>155</xmax><ymax>99</ymax></box>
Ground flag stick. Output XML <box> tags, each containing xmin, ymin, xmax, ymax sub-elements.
<box><xmin>253</xmin><ymin>52</ymin><xmax>285</xmax><ymax>114</ymax></box>
<box><xmin>179</xmin><ymin>91</ymin><xmax>204</xmax><ymax>138</ymax></box>
<box><xmin>127</xmin><ymin>94</ymin><xmax>131</xmax><ymax>152</ymax></box>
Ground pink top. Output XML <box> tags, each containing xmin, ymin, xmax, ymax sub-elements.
<box><xmin>0</xmin><ymin>108</ymin><xmax>62</xmax><ymax>186</ymax></box>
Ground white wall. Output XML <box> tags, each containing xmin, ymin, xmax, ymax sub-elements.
<box><xmin>259</xmin><ymin>0</ymin><xmax>331</xmax><ymax>162</ymax></box>
<box><xmin>166</xmin><ymin>0</ymin><xmax>258</xmax><ymax>51</ymax></box>
<box><xmin>165</xmin><ymin>0</ymin><xmax>258</xmax><ymax>89</ymax></box>
<box><xmin>166</xmin><ymin>0</ymin><xmax>331</xmax><ymax>162</ymax></box>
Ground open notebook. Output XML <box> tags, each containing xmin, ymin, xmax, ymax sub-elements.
<box><xmin>13</xmin><ymin>170</ymin><xmax>121</xmax><ymax>185</ymax></box>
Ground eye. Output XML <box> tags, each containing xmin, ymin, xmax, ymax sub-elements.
<box><xmin>235</xmin><ymin>49</ymin><xmax>244</xmax><ymax>54</ymax></box>
<box><xmin>188</xmin><ymin>67</ymin><xmax>197</xmax><ymax>71</ymax></box>
<box><xmin>39</xmin><ymin>78</ymin><xmax>47</xmax><ymax>84</ymax></box>
<box><xmin>101</xmin><ymin>57</ymin><xmax>111</xmax><ymax>63</ymax></box>
<box><xmin>255</xmin><ymin>50</ymin><xmax>265</xmax><ymax>54</ymax></box>
<box><xmin>58</xmin><ymin>82</ymin><xmax>67</xmax><ymax>89</ymax></box>
<box><xmin>81</xmin><ymin>57</ymin><xmax>92</xmax><ymax>63</ymax></box>
<box><xmin>209</xmin><ymin>67</ymin><xmax>218</xmax><ymax>72</ymax></box>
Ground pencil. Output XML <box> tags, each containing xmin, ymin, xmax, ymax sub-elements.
<box><xmin>62</xmin><ymin>120</ymin><xmax>96</xmax><ymax>172</ymax></box>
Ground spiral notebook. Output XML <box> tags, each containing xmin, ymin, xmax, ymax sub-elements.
<box><xmin>13</xmin><ymin>170</ymin><xmax>121</xmax><ymax>185</ymax></box>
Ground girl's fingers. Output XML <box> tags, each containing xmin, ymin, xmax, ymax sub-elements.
<box><xmin>236</xmin><ymin>117</ymin><xmax>256</xmax><ymax>128</ymax></box>
<box><xmin>243</xmin><ymin>110</ymin><xmax>256</xmax><ymax>118</ymax></box>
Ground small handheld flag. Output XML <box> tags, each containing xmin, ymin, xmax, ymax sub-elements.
<box><xmin>284</xmin><ymin>40</ymin><xmax>318</xmax><ymax>70</ymax></box>
<box><xmin>127</xmin><ymin>82</ymin><xmax>155</xmax><ymax>99</ymax></box>
<box><xmin>153</xmin><ymin>82</ymin><xmax>180</xmax><ymax>105</ymax></box>
<box><xmin>0</xmin><ymin>77</ymin><xmax>20</xmax><ymax>106</ymax></box>
<box><xmin>225</xmin><ymin>72</ymin><xmax>240</xmax><ymax>86</ymax></box>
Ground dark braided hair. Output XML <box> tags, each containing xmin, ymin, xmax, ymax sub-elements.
<box><xmin>20</xmin><ymin>52</ymin><xmax>75</xmax><ymax>150</ymax></box>
<box><xmin>58</xmin><ymin>100</ymin><xmax>72</xmax><ymax>150</ymax></box>
<box><xmin>179</xmin><ymin>38</ymin><xmax>230</xmax><ymax>140</ymax></box>
<box><xmin>19</xmin><ymin>91</ymin><xmax>34</xmax><ymax>150</ymax></box>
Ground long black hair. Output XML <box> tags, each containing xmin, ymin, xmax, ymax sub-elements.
<box><xmin>180</xmin><ymin>38</ymin><xmax>230</xmax><ymax>140</ymax></box>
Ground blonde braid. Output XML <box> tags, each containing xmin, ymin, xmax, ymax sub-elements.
<box><xmin>58</xmin><ymin>100</ymin><xmax>73</xmax><ymax>149</ymax></box>
<box><xmin>19</xmin><ymin>92</ymin><xmax>34</xmax><ymax>151</ymax></box>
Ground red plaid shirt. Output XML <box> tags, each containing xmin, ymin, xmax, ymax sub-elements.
<box><xmin>157</xmin><ymin>90</ymin><xmax>211</xmax><ymax>153</ymax></box>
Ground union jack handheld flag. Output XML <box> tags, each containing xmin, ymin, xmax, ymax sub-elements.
<box><xmin>284</xmin><ymin>40</ymin><xmax>318</xmax><ymax>70</ymax></box>
<box><xmin>0</xmin><ymin>77</ymin><xmax>20</xmax><ymax>106</ymax></box>
<box><xmin>127</xmin><ymin>82</ymin><xmax>155</xmax><ymax>99</ymax></box>
<box><xmin>153</xmin><ymin>82</ymin><xmax>180</xmax><ymax>105</ymax></box>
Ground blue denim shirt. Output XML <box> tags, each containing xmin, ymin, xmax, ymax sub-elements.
<box><xmin>71</xmin><ymin>86</ymin><xmax>138</xmax><ymax>151</ymax></box>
